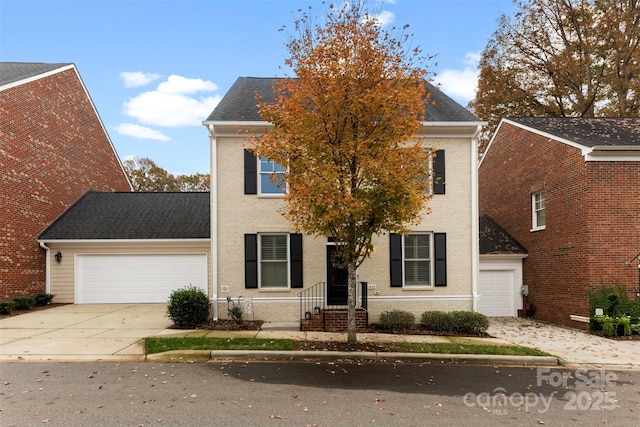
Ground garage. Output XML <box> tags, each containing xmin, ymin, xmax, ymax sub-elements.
<box><xmin>76</xmin><ymin>253</ymin><xmax>208</xmax><ymax>304</ymax></box>
<box><xmin>479</xmin><ymin>270</ymin><xmax>516</xmax><ymax>317</ymax></box>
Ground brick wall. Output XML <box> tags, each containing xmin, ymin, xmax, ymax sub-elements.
<box><xmin>479</xmin><ymin>122</ymin><xmax>639</xmax><ymax>328</ymax></box>
<box><xmin>0</xmin><ymin>66</ymin><xmax>131</xmax><ymax>300</ymax></box>
<box><xmin>301</xmin><ymin>309</ymin><xmax>368</xmax><ymax>332</ymax></box>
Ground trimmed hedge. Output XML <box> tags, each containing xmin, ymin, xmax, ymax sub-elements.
<box><xmin>34</xmin><ymin>293</ymin><xmax>55</xmax><ymax>306</ymax></box>
<box><xmin>420</xmin><ymin>310</ymin><xmax>489</xmax><ymax>335</ymax></box>
<box><xmin>0</xmin><ymin>301</ymin><xmax>15</xmax><ymax>315</ymax></box>
<box><xmin>13</xmin><ymin>296</ymin><xmax>35</xmax><ymax>311</ymax></box>
<box><xmin>166</xmin><ymin>285</ymin><xmax>209</xmax><ymax>328</ymax></box>
<box><xmin>379</xmin><ymin>309</ymin><xmax>415</xmax><ymax>331</ymax></box>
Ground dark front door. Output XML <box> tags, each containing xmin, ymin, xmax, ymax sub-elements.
<box><xmin>326</xmin><ymin>245</ymin><xmax>348</xmax><ymax>305</ymax></box>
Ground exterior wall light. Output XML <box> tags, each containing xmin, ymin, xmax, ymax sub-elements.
<box><xmin>54</xmin><ymin>251</ymin><xmax>62</xmax><ymax>263</ymax></box>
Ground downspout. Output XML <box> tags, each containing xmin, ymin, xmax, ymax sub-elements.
<box><xmin>208</xmin><ymin>124</ymin><xmax>219</xmax><ymax>321</ymax></box>
<box><xmin>38</xmin><ymin>241</ymin><xmax>51</xmax><ymax>294</ymax></box>
<box><xmin>471</xmin><ymin>125</ymin><xmax>482</xmax><ymax>312</ymax></box>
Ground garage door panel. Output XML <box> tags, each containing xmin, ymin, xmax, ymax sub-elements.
<box><xmin>77</xmin><ymin>254</ymin><xmax>207</xmax><ymax>304</ymax></box>
<box><xmin>479</xmin><ymin>270</ymin><xmax>515</xmax><ymax>317</ymax></box>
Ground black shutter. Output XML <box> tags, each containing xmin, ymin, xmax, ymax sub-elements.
<box><xmin>244</xmin><ymin>149</ymin><xmax>257</xmax><ymax>195</ymax></box>
<box><xmin>434</xmin><ymin>233</ymin><xmax>447</xmax><ymax>287</ymax></box>
<box><xmin>390</xmin><ymin>233</ymin><xmax>403</xmax><ymax>287</ymax></box>
<box><xmin>290</xmin><ymin>233</ymin><xmax>303</xmax><ymax>288</ymax></box>
<box><xmin>244</xmin><ymin>234</ymin><xmax>258</xmax><ymax>288</ymax></box>
<box><xmin>433</xmin><ymin>150</ymin><xmax>445</xmax><ymax>194</ymax></box>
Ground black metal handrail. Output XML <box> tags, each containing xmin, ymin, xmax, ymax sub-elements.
<box><xmin>298</xmin><ymin>282</ymin><xmax>368</xmax><ymax>322</ymax></box>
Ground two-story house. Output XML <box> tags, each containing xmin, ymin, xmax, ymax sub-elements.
<box><xmin>479</xmin><ymin>117</ymin><xmax>640</xmax><ymax>329</ymax></box>
<box><xmin>1</xmin><ymin>62</ymin><xmax>131</xmax><ymax>301</ymax></box>
<box><xmin>204</xmin><ymin>77</ymin><xmax>484</xmax><ymax>328</ymax></box>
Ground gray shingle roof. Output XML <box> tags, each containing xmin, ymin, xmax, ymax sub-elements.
<box><xmin>0</xmin><ymin>62</ymin><xmax>72</xmax><ymax>87</ymax></box>
<box><xmin>39</xmin><ymin>191</ymin><xmax>210</xmax><ymax>240</ymax></box>
<box><xmin>509</xmin><ymin>117</ymin><xmax>640</xmax><ymax>148</ymax></box>
<box><xmin>479</xmin><ymin>215</ymin><xmax>527</xmax><ymax>255</ymax></box>
<box><xmin>206</xmin><ymin>77</ymin><xmax>480</xmax><ymax>122</ymax></box>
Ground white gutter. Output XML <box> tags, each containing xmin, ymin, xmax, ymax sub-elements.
<box><xmin>208</xmin><ymin>124</ymin><xmax>219</xmax><ymax>321</ymax></box>
<box><xmin>471</xmin><ymin>124</ymin><xmax>482</xmax><ymax>312</ymax></box>
<box><xmin>38</xmin><ymin>242</ymin><xmax>51</xmax><ymax>294</ymax></box>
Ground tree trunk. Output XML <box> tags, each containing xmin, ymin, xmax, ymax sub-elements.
<box><xmin>347</xmin><ymin>261</ymin><xmax>357</xmax><ymax>344</ymax></box>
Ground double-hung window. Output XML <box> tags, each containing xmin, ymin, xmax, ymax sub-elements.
<box><xmin>532</xmin><ymin>190</ymin><xmax>546</xmax><ymax>230</ymax></box>
<box><xmin>259</xmin><ymin>234</ymin><xmax>289</xmax><ymax>288</ymax></box>
<box><xmin>259</xmin><ymin>157</ymin><xmax>286</xmax><ymax>195</ymax></box>
<box><xmin>403</xmin><ymin>233</ymin><xmax>433</xmax><ymax>287</ymax></box>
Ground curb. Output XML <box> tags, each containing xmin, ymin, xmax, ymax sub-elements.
<box><xmin>146</xmin><ymin>350</ymin><xmax>560</xmax><ymax>366</ymax></box>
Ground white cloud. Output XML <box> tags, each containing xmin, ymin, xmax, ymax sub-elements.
<box><xmin>436</xmin><ymin>52</ymin><xmax>481</xmax><ymax>104</ymax></box>
<box><xmin>156</xmin><ymin>75</ymin><xmax>217</xmax><ymax>95</ymax></box>
<box><xmin>120</xmin><ymin>71</ymin><xmax>162</xmax><ymax>88</ymax></box>
<box><xmin>371</xmin><ymin>10</ymin><xmax>394</xmax><ymax>26</ymax></box>
<box><xmin>115</xmin><ymin>123</ymin><xmax>171</xmax><ymax>141</ymax></box>
<box><xmin>122</xmin><ymin>75</ymin><xmax>221</xmax><ymax>127</ymax></box>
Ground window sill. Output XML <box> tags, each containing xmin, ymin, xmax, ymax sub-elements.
<box><xmin>530</xmin><ymin>226</ymin><xmax>546</xmax><ymax>232</ymax></box>
<box><xmin>258</xmin><ymin>287</ymin><xmax>291</xmax><ymax>292</ymax></box>
<box><xmin>402</xmin><ymin>286</ymin><xmax>435</xmax><ymax>291</ymax></box>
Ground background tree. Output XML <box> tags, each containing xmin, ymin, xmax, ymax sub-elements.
<box><xmin>471</xmin><ymin>0</ymin><xmax>640</xmax><ymax>155</ymax></box>
<box><xmin>123</xmin><ymin>157</ymin><xmax>210</xmax><ymax>192</ymax></box>
<box><xmin>252</xmin><ymin>2</ymin><xmax>433</xmax><ymax>343</ymax></box>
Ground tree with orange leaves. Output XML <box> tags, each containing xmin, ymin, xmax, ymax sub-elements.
<box><xmin>252</xmin><ymin>2</ymin><xmax>434</xmax><ymax>343</ymax></box>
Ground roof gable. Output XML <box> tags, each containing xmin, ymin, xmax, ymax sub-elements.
<box><xmin>39</xmin><ymin>191</ymin><xmax>210</xmax><ymax>240</ymax></box>
<box><xmin>508</xmin><ymin>117</ymin><xmax>640</xmax><ymax>148</ymax></box>
<box><xmin>206</xmin><ymin>76</ymin><xmax>481</xmax><ymax>123</ymax></box>
<box><xmin>479</xmin><ymin>215</ymin><xmax>527</xmax><ymax>255</ymax></box>
<box><xmin>0</xmin><ymin>62</ymin><xmax>73</xmax><ymax>89</ymax></box>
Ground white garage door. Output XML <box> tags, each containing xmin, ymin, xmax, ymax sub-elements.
<box><xmin>479</xmin><ymin>270</ymin><xmax>515</xmax><ymax>317</ymax></box>
<box><xmin>76</xmin><ymin>254</ymin><xmax>208</xmax><ymax>304</ymax></box>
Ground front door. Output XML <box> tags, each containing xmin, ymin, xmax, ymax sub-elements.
<box><xmin>326</xmin><ymin>244</ymin><xmax>348</xmax><ymax>305</ymax></box>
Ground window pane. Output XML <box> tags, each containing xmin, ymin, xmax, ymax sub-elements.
<box><xmin>261</xmin><ymin>262</ymin><xmax>288</xmax><ymax>288</ymax></box>
<box><xmin>404</xmin><ymin>234</ymin><xmax>430</xmax><ymax>259</ymax></box>
<box><xmin>260</xmin><ymin>235</ymin><xmax>288</xmax><ymax>288</ymax></box>
<box><xmin>405</xmin><ymin>260</ymin><xmax>430</xmax><ymax>286</ymax></box>
<box><xmin>260</xmin><ymin>174</ymin><xmax>284</xmax><ymax>194</ymax></box>
<box><xmin>261</xmin><ymin>235</ymin><xmax>287</xmax><ymax>260</ymax></box>
<box><xmin>404</xmin><ymin>233</ymin><xmax>431</xmax><ymax>286</ymax></box>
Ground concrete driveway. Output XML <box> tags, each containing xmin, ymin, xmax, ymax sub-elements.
<box><xmin>0</xmin><ymin>304</ymin><xmax>172</xmax><ymax>362</ymax></box>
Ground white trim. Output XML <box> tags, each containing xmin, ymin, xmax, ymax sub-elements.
<box><xmin>471</xmin><ymin>125</ymin><xmax>481</xmax><ymax>311</ymax></box>
<box><xmin>480</xmin><ymin>254</ymin><xmax>528</xmax><ymax>261</ymax></box>
<box><xmin>209</xmin><ymin>125</ymin><xmax>219</xmax><ymax>320</ymax></box>
<box><xmin>212</xmin><ymin>294</ymin><xmax>475</xmax><ymax>304</ymax></box>
<box><xmin>39</xmin><ymin>242</ymin><xmax>51</xmax><ymax>294</ymax></box>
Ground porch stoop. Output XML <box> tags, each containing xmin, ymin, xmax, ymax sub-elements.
<box><xmin>300</xmin><ymin>308</ymin><xmax>368</xmax><ymax>332</ymax></box>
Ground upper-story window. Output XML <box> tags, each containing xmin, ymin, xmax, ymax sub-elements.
<box><xmin>532</xmin><ymin>190</ymin><xmax>546</xmax><ymax>231</ymax></box>
<box><xmin>259</xmin><ymin>157</ymin><xmax>286</xmax><ymax>195</ymax></box>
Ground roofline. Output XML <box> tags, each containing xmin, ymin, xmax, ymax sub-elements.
<box><xmin>480</xmin><ymin>253</ymin><xmax>529</xmax><ymax>260</ymax></box>
<box><xmin>483</xmin><ymin>118</ymin><xmax>640</xmax><ymax>163</ymax></box>
<box><xmin>205</xmin><ymin>120</ymin><xmax>486</xmax><ymax>139</ymax></box>
<box><xmin>38</xmin><ymin>238</ymin><xmax>211</xmax><ymax>244</ymax></box>
<box><xmin>0</xmin><ymin>63</ymin><xmax>74</xmax><ymax>91</ymax></box>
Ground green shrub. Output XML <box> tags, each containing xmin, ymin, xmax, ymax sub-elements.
<box><xmin>33</xmin><ymin>293</ymin><xmax>55</xmax><ymax>306</ymax></box>
<box><xmin>166</xmin><ymin>285</ymin><xmax>209</xmax><ymax>328</ymax></box>
<box><xmin>450</xmin><ymin>311</ymin><xmax>490</xmax><ymax>335</ymax></box>
<box><xmin>13</xmin><ymin>296</ymin><xmax>35</xmax><ymax>311</ymax></box>
<box><xmin>379</xmin><ymin>309</ymin><xmax>415</xmax><ymax>331</ymax></box>
<box><xmin>420</xmin><ymin>310</ymin><xmax>489</xmax><ymax>335</ymax></box>
<box><xmin>0</xmin><ymin>301</ymin><xmax>15</xmax><ymax>315</ymax></box>
<box><xmin>617</xmin><ymin>316</ymin><xmax>632</xmax><ymax>336</ymax></box>
<box><xmin>420</xmin><ymin>311</ymin><xmax>453</xmax><ymax>333</ymax></box>
<box><xmin>601</xmin><ymin>316</ymin><xmax>616</xmax><ymax>337</ymax></box>
<box><xmin>589</xmin><ymin>283</ymin><xmax>640</xmax><ymax>320</ymax></box>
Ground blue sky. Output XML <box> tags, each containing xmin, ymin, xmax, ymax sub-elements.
<box><xmin>1</xmin><ymin>0</ymin><xmax>515</xmax><ymax>175</ymax></box>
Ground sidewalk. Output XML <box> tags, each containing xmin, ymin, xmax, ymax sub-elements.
<box><xmin>1</xmin><ymin>305</ymin><xmax>638</xmax><ymax>368</ymax></box>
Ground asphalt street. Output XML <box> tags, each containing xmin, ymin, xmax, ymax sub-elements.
<box><xmin>1</xmin><ymin>361</ymin><xmax>638</xmax><ymax>426</ymax></box>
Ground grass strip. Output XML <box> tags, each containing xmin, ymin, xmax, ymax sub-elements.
<box><xmin>145</xmin><ymin>337</ymin><xmax>294</xmax><ymax>354</ymax></box>
<box><xmin>146</xmin><ymin>337</ymin><xmax>549</xmax><ymax>357</ymax></box>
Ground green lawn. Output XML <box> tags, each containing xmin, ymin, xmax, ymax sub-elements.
<box><xmin>145</xmin><ymin>336</ymin><xmax>550</xmax><ymax>357</ymax></box>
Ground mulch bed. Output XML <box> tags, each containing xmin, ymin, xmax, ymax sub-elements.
<box><xmin>0</xmin><ymin>303</ymin><xmax>69</xmax><ymax>319</ymax></box>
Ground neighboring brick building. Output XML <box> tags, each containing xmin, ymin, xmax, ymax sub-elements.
<box><xmin>1</xmin><ymin>62</ymin><xmax>131</xmax><ymax>300</ymax></box>
<box><xmin>479</xmin><ymin>117</ymin><xmax>640</xmax><ymax>328</ymax></box>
